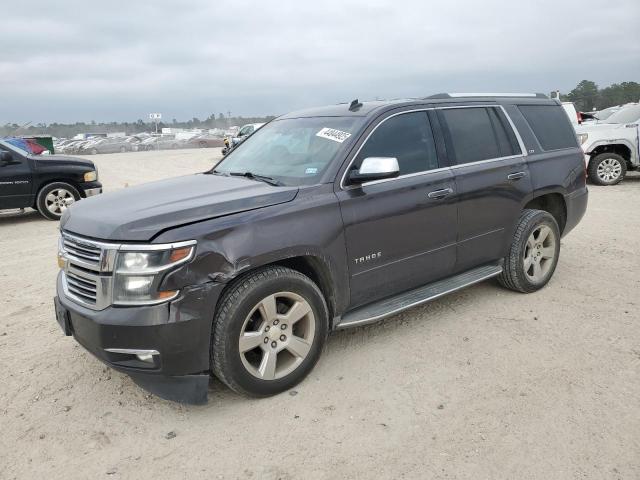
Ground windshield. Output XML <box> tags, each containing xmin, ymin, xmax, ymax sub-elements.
<box><xmin>0</xmin><ymin>138</ymin><xmax>30</xmax><ymax>155</ymax></box>
<box><xmin>215</xmin><ymin>116</ymin><xmax>360</xmax><ymax>186</ymax></box>
<box><xmin>603</xmin><ymin>104</ymin><xmax>640</xmax><ymax>124</ymax></box>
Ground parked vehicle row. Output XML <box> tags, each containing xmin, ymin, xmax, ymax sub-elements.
<box><xmin>53</xmin><ymin>132</ymin><xmax>226</xmax><ymax>155</ymax></box>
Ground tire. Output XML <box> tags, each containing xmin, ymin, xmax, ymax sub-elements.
<box><xmin>498</xmin><ymin>209</ymin><xmax>561</xmax><ymax>293</ymax></box>
<box><xmin>120</xmin><ymin>146</ymin><xmax>126</xmax><ymax>153</ymax></box>
<box><xmin>587</xmin><ymin>152</ymin><xmax>626</xmax><ymax>186</ymax></box>
<box><xmin>36</xmin><ymin>182</ymin><xmax>81</xmax><ymax>221</ymax></box>
<box><xmin>199</xmin><ymin>141</ymin><xmax>207</xmax><ymax>148</ymax></box>
<box><xmin>90</xmin><ymin>148</ymin><xmax>98</xmax><ymax>155</ymax></box>
<box><xmin>211</xmin><ymin>266</ymin><xmax>329</xmax><ymax>397</ymax></box>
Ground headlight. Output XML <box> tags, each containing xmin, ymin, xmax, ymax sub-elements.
<box><xmin>83</xmin><ymin>170</ymin><xmax>97</xmax><ymax>182</ymax></box>
<box><xmin>112</xmin><ymin>243</ymin><xmax>195</xmax><ymax>305</ymax></box>
<box><xmin>577</xmin><ymin>133</ymin><xmax>588</xmax><ymax>145</ymax></box>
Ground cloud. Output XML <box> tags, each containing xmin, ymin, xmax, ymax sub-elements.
<box><xmin>2</xmin><ymin>0</ymin><xmax>639</xmax><ymax>123</ymax></box>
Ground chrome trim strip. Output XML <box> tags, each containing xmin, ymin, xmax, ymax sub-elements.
<box><xmin>337</xmin><ymin>267</ymin><xmax>503</xmax><ymax>329</ymax></box>
<box><xmin>104</xmin><ymin>348</ymin><xmax>159</xmax><ymax>355</ymax></box>
<box><xmin>339</xmin><ymin>105</ymin><xmax>526</xmax><ymax>190</ymax></box>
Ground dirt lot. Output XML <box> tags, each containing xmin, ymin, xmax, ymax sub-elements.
<box><xmin>1</xmin><ymin>149</ymin><xmax>639</xmax><ymax>479</ymax></box>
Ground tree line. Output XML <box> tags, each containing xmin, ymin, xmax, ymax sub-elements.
<box><xmin>560</xmin><ymin>80</ymin><xmax>640</xmax><ymax>112</ymax></box>
<box><xmin>0</xmin><ymin>113</ymin><xmax>276</xmax><ymax>139</ymax></box>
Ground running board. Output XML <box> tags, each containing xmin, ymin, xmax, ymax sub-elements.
<box><xmin>336</xmin><ymin>263</ymin><xmax>502</xmax><ymax>329</ymax></box>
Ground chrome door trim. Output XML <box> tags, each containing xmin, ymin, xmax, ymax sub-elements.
<box><xmin>339</xmin><ymin>105</ymin><xmax>527</xmax><ymax>190</ymax></box>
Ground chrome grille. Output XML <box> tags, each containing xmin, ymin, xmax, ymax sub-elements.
<box><xmin>62</xmin><ymin>234</ymin><xmax>102</xmax><ymax>269</ymax></box>
<box><xmin>65</xmin><ymin>270</ymin><xmax>98</xmax><ymax>305</ymax></box>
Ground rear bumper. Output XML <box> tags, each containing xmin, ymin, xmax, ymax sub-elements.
<box><xmin>563</xmin><ymin>186</ymin><xmax>588</xmax><ymax>237</ymax></box>
<box><xmin>55</xmin><ymin>272</ymin><xmax>225</xmax><ymax>403</ymax></box>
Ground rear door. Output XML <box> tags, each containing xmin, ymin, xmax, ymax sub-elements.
<box><xmin>0</xmin><ymin>146</ymin><xmax>33</xmax><ymax>209</ymax></box>
<box><xmin>437</xmin><ymin>105</ymin><xmax>532</xmax><ymax>272</ymax></box>
<box><xmin>336</xmin><ymin>110</ymin><xmax>457</xmax><ymax>308</ymax></box>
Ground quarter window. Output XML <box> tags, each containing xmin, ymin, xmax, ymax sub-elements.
<box><xmin>353</xmin><ymin>111</ymin><xmax>439</xmax><ymax>176</ymax></box>
<box><xmin>518</xmin><ymin>105</ymin><xmax>578</xmax><ymax>151</ymax></box>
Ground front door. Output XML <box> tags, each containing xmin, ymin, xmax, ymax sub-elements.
<box><xmin>0</xmin><ymin>147</ymin><xmax>33</xmax><ymax>209</ymax></box>
<box><xmin>437</xmin><ymin>105</ymin><xmax>532</xmax><ymax>272</ymax></box>
<box><xmin>336</xmin><ymin>110</ymin><xmax>457</xmax><ymax>308</ymax></box>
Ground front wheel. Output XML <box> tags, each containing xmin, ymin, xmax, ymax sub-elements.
<box><xmin>36</xmin><ymin>182</ymin><xmax>80</xmax><ymax>221</ymax></box>
<box><xmin>588</xmin><ymin>152</ymin><xmax>626</xmax><ymax>186</ymax></box>
<box><xmin>498</xmin><ymin>209</ymin><xmax>560</xmax><ymax>293</ymax></box>
<box><xmin>211</xmin><ymin>266</ymin><xmax>329</xmax><ymax>397</ymax></box>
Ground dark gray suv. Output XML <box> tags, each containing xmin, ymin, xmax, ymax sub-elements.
<box><xmin>54</xmin><ymin>94</ymin><xmax>588</xmax><ymax>403</ymax></box>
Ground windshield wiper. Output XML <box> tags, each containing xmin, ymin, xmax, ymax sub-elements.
<box><xmin>228</xmin><ymin>171</ymin><xmax>283</xmax><ymax>186</ymax></box>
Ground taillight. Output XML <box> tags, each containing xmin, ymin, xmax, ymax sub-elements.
<box><xmin>577</xmin><ymin>111</ymin><xmax>582</xmax><ymax>124</ymax></box>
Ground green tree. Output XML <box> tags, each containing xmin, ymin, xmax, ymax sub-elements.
<box><xmin>566</xmin><ymin>80</ymin><xmax>599</xmax><ymax>111</ymax></box>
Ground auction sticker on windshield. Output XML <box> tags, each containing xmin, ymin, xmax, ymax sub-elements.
<box><xmin>316</xmin><ymin>127</ymin><xmax>351</xmax><ymax>143</ymax></box>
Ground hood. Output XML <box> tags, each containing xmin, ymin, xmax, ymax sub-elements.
<box><xmin>61</xmin><ymin>173</ymin><xmax>299</xmax><ymax>241</ymax></box>
<box><xmin>32</xmin><ymin>154</ymin><xmax>94</xmax><ymax>169</ymax></box>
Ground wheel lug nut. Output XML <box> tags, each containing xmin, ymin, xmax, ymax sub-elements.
<box><xmin>271</xmin><ymin>341</ymin><xmax>277</xmax><ymax>348</ymax></box>
<box><xmin>265</xmin><ymin>326</ymin><xmax>270</xmax><ymax>332</ymax></box>
<box><xmin>281</xmin><ymin>324</ymin><xmax>287</xmax><ymax>330</ymax></box>
<box><xmin>280</xmin><ymin>334</ymin><xmax>286</xmax><ymax>341</ymax></box>
<box><xmin>273</xmin><ymin>319</ymin><xmax>279</xmax><ymax>325</ymax></box>
<box><xmin>264</xmin><ymin>337</ymin><xmax>269</xmax><ymax>343</ymax></box>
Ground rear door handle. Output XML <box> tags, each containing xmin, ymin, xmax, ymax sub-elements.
<box><xmin>507</xmin><ymin>171</ymin><xmax>526</xmax><ymax>181</ymax></box>
<box><xmin>427</xmin><ymin>187</ymin><xmax>454</xmax><ymax>199</ymax></box>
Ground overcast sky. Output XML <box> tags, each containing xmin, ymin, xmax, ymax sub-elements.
<box><xmin>2</xmin><ymin>0</ymin><xmax>639</xmax><ymax>124</ymax></box>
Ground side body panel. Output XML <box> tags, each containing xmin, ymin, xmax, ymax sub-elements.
<box><xmin>0</xmin><ymin>149</ymin><xmax>33</xmax><ymax>209</ymax></box>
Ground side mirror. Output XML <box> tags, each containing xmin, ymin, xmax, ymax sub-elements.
<box><xmin>348</xmin><ymin>157</ymin><xmax>400</xmax><ymax>184</ymax></box>
<box><xmin>0</xmin><ymin>151</ymin><xmax>12</xmax><ymax>164</ymax></box>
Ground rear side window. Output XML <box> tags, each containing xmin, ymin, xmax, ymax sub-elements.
<box><xmin>354</xmin><ymin>111</ymin><xmax>439</xmax><ymax>175</ymax></box>
<box><xmin>518</xmin><ymin>105</ymin><xmax>578</xmax><ymax>151</ymax></box>
<box><xmin>439</xmin><ymin>107</ymin><xmax>503</xmax><ymax>164</ymax></box>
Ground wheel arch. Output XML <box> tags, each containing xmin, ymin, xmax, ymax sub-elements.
<box><xmin>33</xmin><ymin>178</ymin><xmax>84</xmax><ymax>208</ymax></box>
<box><xmin>214</xmin><ymin>254</ymin><xmax>339</xmax><ymax>328</ymax></box>
<box><xmin>523</xmin><ymin>192</ymin><xmax>567</xmax><ymax>235</ymax></box>
<box><xmin>587</xmin><ymin>141</ymin><xmax>635</xmax><ymax>169</ymax></box>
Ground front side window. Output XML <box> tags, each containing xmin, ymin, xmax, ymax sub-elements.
<box><xmin>215</xmin><ymin>116</ymin><xmax>360</xmax><ymax>186</ymax></box>
<box><xmin>353</xmin><ymin>111</ymin><xmax>438</xmax><ymax>176</ymax></box>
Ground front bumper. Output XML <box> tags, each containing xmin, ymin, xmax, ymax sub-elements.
<box><xmin>55</xmin><ymin>272</ymin><xmax>225</xmax><ymax>404</ymax></box>
<box><xmin>81</xmin><ymin>181</ymin><xmax>103</xmax><ymax>198</ymax></box>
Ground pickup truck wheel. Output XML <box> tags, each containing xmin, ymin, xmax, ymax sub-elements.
<box><xmin>211</xmin><ymin>266</ymin><xmax>329</xmax><ymax>397</ymax></box>
<box><xmin>498</xmin><ymin>209</ymin><xmax>560</xmax><ymax>293</ymax></box>
<box><xmin>36</xmin><ymin>182</ymin><xmax>80</xmax><ymax>220</ymax></box>
<box><xmin>588</xmin><ymin>153</ymin><xmax>626</xmax><ymax>186</ymax></box>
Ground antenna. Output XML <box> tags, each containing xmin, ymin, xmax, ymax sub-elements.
<box><xmin>348</xmin><ymin>99</ymin><xmax>363</xmax><ymax>111</ymax></box>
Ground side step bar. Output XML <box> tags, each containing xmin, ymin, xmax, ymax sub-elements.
<box><xmin>336</xmin><ymin>263</ymin><xmax>502</xmax><ymax>329</ymax></box>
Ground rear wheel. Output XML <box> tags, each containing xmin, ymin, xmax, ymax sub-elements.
<box><xmin>588</xmin><ymin>152</ymin><xmax>626</xmax><ymax>186</ymax></box>
<box><xmin>498</xmin><ymin>209</ymin><xmax>560</xmax><ymax>293</ymax></box>
<box><xmin>211</xmin><ymin>266</ymin><xmax>329</xmax><ymax>396</ymax></box>
<box><xmin>36</xmin><ymin>182</ymin><xmax>80</xmax><ymax>220</ymax></box>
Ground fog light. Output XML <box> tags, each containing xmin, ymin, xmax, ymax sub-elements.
<box><xmin>136</xmin><ymin>353</ymin><xmax>155</xmax><ymax>363</ymax></box>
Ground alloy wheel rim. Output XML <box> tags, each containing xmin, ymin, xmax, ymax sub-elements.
<box><xmin>45</xmin><ymin>188</ymin><xmax>75</xmax><ymax>215</ymax></box>
<box><xmin>597</xmin><ymin>158</ymin><xmax>622</xmax><ymax>182</ymax></box>
<box><xmin>239</xmin><ymin>292</ymin><xmax>315</xmax><ymax>381</ymax></box>
<box><xmin>523</xmin><ymin>225</ymin><xmax>556</xmax><ymax>283</ymax></box>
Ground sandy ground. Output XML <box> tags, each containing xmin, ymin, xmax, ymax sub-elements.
<box><xmin>1</xmin><ymin>149</ymin><xmax>639</xmax><ymax>480</ymax></box>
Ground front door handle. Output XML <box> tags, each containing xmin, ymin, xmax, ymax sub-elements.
<box><xmin>428</xmin><ymin>187</ymin><xmax>454</xmax><ymax>199</ymax></box>
<box><xmin>507</xmin><ymin>171</ymin><xmax>526</xmax><ymax>181</ymax></box>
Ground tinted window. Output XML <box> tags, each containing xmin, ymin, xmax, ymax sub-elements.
<box><xmin>354</xmin><ymin>111</ymin><xmax>438</xmax><ymax>175</ymax></box>
<box><xmin>488</xmin><ymin>107</ymin><xmax>521</xmax><ymax>157</ymax></box>
<box><xmin>440</xmin><ymin>107</ymin><xmax>501</xmax><ymax>164</ymax></box>
<box><xmin>518</xmin><ymin>105</ymin><xmax>577</xmax><ymax>150</ymax></box>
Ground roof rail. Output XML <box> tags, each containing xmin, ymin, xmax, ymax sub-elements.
<box><xmin>426</xmin><ymin>93</ymin><xmax>548</xmax><ymax>99</ymax></box>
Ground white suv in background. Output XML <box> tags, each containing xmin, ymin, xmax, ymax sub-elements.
<box><xmin>575</xmin><ymin>103</ymin><xmax>640</xmax><ymax>185</ymax></box>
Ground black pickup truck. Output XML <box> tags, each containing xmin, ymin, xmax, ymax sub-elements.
<box><xmin>0</xmin><ymin>139</ymin><xmax>102</xmax><ymax>220</ymax></box>
<box><xmin>54</xmin><ymin>94</ymin><xmax>588</xmax><ymax>403</ymax></box>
